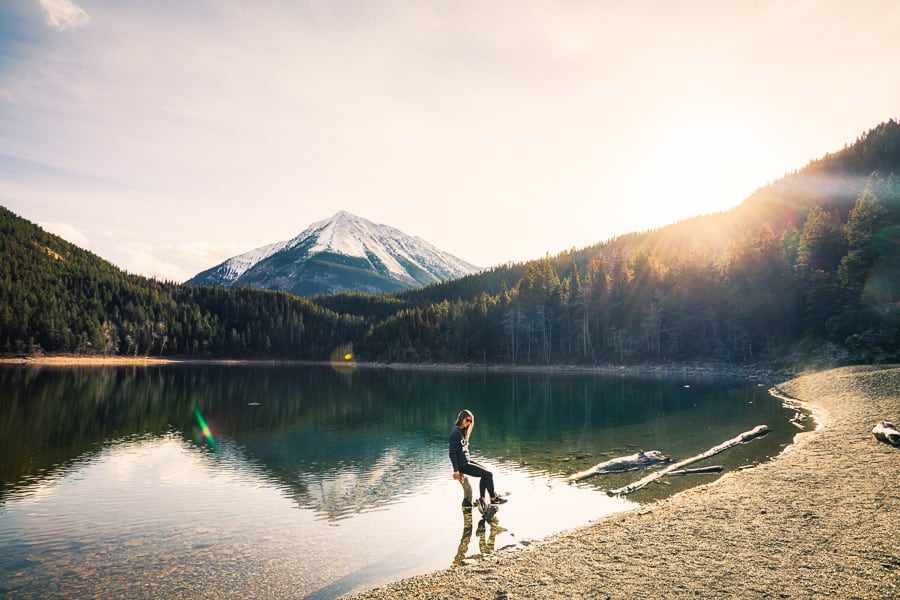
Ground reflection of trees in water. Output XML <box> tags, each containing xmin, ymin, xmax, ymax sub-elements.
<box><xmin>0</xmin><ymin>366</ymin><xmax>188</xmax><ymax>495</ymax></box>
<box><xmin>0</xmin><ymin>365</ymin><xmax>795</xmax><ymax>509</ymax></box>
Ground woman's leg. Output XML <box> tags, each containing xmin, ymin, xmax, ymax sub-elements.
<box><xmin>458</xmin><ymin>461</ymin><xmax>495</xmax><ymax>499</ymax></box>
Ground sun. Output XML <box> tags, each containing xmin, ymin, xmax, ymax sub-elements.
<box><xmin>636</xmin><ymin>114</ymin><xmax>770</xmax><ymax>227</ymax></box>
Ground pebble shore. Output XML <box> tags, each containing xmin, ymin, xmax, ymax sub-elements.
<box><xmin>348</xmin><ymin>365</ymin><xmax>900</xmax><ymax>599</ymax></box>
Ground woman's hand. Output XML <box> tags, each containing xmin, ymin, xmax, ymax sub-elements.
<box><xmin>453</xmin><ymin>471</ymin><xmax>460</xmax><ymax>480</ymax></box>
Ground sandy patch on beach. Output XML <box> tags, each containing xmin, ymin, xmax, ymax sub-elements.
<box><xmin>348</xmin><ymin>365</ymin><xmax>900</xmax><ymax>599</ymax></box>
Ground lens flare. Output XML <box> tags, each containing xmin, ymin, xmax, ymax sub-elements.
<box><xmin>194</xmin><ymin>406</ymin><xmax>217</xmax><ymax>450</ymax></box>
<box><xmin>330</xmin><ymin>344</ymin><xmax>357</xmax><ymax>373</ymax></box>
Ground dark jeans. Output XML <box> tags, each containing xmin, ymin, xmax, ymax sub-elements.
<box><xmin>458</xmin><ymin>460</ymin><xmax>495</xmax><ymax>500</ymax></box>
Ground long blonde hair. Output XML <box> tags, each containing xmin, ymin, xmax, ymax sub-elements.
<box><xmin>455</xmin><ymin>409</ymin><xmax>474</xmax><ymax>441</ymax></box>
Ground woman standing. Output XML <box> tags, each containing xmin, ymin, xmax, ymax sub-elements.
<box><xmin>449</xmin><ymin>409</ymin><xmax>507</xmax><ymax>511</ymax></box>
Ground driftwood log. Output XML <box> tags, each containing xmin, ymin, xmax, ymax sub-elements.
<box><xmin>873</xmin><ymin>421</ymin><xmax>900</xmax><ymax>446</ymax></box>
<box><xmin>665</xmin><ymin>465</ymin><xmax>724</xmax><ymax>476</ymax></box>
<box><xmin>609</xmin><ymin>424</ymin><xmax>771</xmax><ymax>496</ymax></box>
<box><xmin>566</xmin><ymin>450</ymin><xmax>671</xmax><ymax>482</ymax></box>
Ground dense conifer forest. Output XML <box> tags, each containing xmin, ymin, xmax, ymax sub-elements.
<box><xmin>2</xmin><ymin>120</ymin><xmax>899</xmax><ymax>366</ymax></box>
<box><xmin>0</xmin><ymin>213</ymin><xmax>367</xmax><ymax>359</ymax></box>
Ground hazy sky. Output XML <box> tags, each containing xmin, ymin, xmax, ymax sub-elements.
<box><xmin>2</xmin><ymin>1</ymin><xmax>899</xmax><ymax>282</ymax></box>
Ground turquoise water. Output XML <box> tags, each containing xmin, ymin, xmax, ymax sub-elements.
<box><xmin>0</xmin><ymin>364</ymin><xmax>800</xmax><ymax>598</ymax></box>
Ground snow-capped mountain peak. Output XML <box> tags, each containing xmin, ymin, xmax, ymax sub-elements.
<box><xmin>186</xmin><ymin>211</ymin><xmax>480</xmax><ymax>296</ymax></box>
<box><xmin>212</xmin><ymin>239</ymin><xmax>288</xmax><ymax>282</ymax></box>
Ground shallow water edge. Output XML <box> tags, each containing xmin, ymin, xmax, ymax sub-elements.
<box><xmin>0</xmin><ymin>355</ymin><xmax>793</xmax><ymax>381</ymax></box>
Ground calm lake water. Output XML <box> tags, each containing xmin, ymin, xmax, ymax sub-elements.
<box><xmin>0</xmin><ymin>364</ymin><xmax>802</xmax><ymax>598</ymax></box>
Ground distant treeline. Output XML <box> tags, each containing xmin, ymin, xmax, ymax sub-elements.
<box><xmin>2</xmin><ymin>120</ymin><xmax>899</xmax><ymax>366</ymax></box>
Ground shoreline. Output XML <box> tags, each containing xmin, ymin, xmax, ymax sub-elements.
<box><xmin>346</xmin><ymin>365</ymin><xmax>900</xmax><ymax>599</ymax></box>
<box><xmin>0</xmin><ymin>355</ymin><xmax>792</xmax><ymax>381</ymax></box>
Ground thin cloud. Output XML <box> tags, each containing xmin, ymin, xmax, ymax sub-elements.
<box><xmin>38</xmin><ymin>0</ymin><xmax>90</xmax><ymax>31</ymax></box>
<box><xmin>39</xmin><ymin>221</ymin><xmax>90</xmax><ymax>247</ymax></box>
<box><xmin>4</xmin><ymin>1</ymin><xmax>899</xmax><ymax>281</ymax></box>
<box><xmin>120</xmin><ymin>240</ymin><xmax>276</xmax><ymax>284</ymax></box>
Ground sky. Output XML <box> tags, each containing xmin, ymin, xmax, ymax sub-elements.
<box><xmin>2</xmin><ymin>0</ymin><xmax>899</xmax><ymax>283</ymax></box>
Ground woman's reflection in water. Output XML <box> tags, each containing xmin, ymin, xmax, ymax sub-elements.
<box><xmin>452</xmin><ymin>506</ymin><xmax>506</xmax><ymax>566</ymax></box>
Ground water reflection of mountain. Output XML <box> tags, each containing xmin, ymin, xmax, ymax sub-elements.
<box><xmin>230</xmin><ymin>429</ymin><xmax>444</xmax><ymax>520</ymax></box>
<box><xmin>0</xmin><ymin>366</ymin><xmax>445</xmax><ymax>516</ymax></box>
<box><xmin>0</xmin><ymin>364</ymin><xmax>797</xmax><ymax>511</ymax></box>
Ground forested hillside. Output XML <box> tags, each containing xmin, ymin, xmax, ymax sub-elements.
<box><xmin>0</xmin><ymin>209</ymin><xmax>366</xmax><ymax>358</ymax></box>
<box><xmin>2</xmin><ymin>120</ymin><xmax>899</xmax><ymax>367</ymax></box>
<box><xmin>351</xmin><ymin>120</ymin><xmax>900</xmax><ymax>366</ymax></box>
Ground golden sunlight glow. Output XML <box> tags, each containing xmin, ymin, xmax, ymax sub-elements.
<box><xmin>329</xmin><ymin>345</ymin><xmax>357</xmax><ymax>373</ymax></box>
<box><xmin>636</xmin><ymin>115</ymin><xmax>768</xmax><ymax>227</ymax></box>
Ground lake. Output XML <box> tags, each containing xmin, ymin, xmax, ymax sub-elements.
<box><xmin>0</xmin><ymin>364</ymin><xmax>802</xmax><ymax>598</ymax></box>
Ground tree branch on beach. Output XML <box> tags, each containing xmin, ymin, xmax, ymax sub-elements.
<box><xmin>665</xmin><ymin>465</ymin><xmax>724</xmax><ymax>476</ymax></box>
<box><xmin>609</xmin><ymin>425</ymin><xmax>770</xmax><ymax>496</ymax></box>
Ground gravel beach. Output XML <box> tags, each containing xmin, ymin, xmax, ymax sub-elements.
<box><xmin>348</xmin><ymin>365</ymin><xmax>900</xmax><ymax>599</ymax></box>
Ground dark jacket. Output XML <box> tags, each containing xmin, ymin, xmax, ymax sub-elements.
<box><xmin>448</xmin><ymin>427</ymin><xmax>470</xmax><ymax>471</ymax></box>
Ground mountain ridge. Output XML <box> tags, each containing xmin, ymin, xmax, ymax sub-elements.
<box><xmin>186</xmin><ymin>210</ymin><xmax>480</xmax><ymax>296</ymax></box>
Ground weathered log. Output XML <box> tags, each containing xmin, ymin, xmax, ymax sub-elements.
<box><xmin>609</xmin><ymin>424</ymin><xmax>770</xmax><ymax>496</ymax></box>
<box><xmin>665</xmin><ymin>465</ymin><xmax>724</xmax><ymax>476</ymax></box>
<box><xmin>873</xmin><ymin>421</ymin><xmax>900</xmax><ymax>446</ymax></box>
<box><xmin>566</xmin><ymin>450</ymin><xmax>671</xmax><ymax>482</ymax></box>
